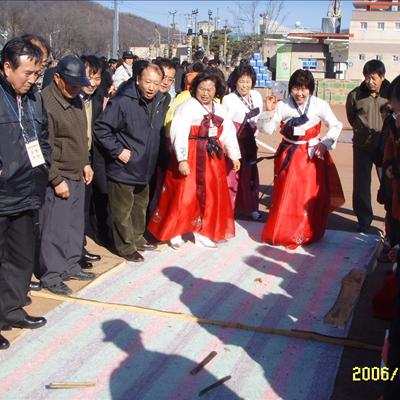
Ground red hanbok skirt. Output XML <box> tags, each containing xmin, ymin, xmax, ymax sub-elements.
<box><xmin>261</xmin><ymin>124</ymin><xmax>345</xmax><ymax>248</ymax></box>
<box><xmin>148</xmin><ymin>125</ymin><xmax>235</xmax><ymax>242</ymax></box>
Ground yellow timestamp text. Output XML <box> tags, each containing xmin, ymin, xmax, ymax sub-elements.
<box><xmin>353</xmin><ymin>367</ymin><xmax>399</xmax><ymax>381</ymax></box>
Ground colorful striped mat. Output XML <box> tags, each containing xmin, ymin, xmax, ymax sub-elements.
<box><xmin>0</xmin><ymin>222</ymin><xmax>379</xmax><ymax>399</ymax></box>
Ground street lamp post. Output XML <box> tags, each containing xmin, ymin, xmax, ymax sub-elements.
<box><xmin>191</xmin><ymin>8</ymin><xmax>198</xmax><ymax>48</ymax></box>
<box><xmin>207</xmin><ymin>9</ymin><xmax>212</xmax><ymax>56</ymax></box>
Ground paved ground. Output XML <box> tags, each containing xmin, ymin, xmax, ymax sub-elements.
<box><xmin>256</xmin><ymin>104</ymin><xmax>390</xmax><ymax>400</ymax></box>
<box><xmin>2</xmin><ymin>104</ymin><xmax>391</xmax><ymax>399</ymax></box>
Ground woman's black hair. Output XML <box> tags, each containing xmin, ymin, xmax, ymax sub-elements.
<box><xmin>230</xmin><ymin>64</ymin><xmax>256</xmax><ymax>90</ymax></box>
<box><xmin>288</xmin><ymin>69</ymin><xmax>315</xmax><ymax>95</ymax></box>
<box><xmin>190</xmin><ymin>69</ymin><xmax>226</xmax><ymax>100</ymax></box>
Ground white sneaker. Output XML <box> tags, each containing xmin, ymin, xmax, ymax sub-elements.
<box><xmin>194</xmin><ymin>232</ymin><xmax>217</xmax><ymax>248</ymax></box>
<box><xmin>169</xmin><ymin>235</ymin><xmax>183</xmax><ymax>249</ymax></box>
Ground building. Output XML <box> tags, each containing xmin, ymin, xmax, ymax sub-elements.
<box><xmin>347</xmin><ymin>1</ymin><xmax>400</xmax><ymax>80</ymax></box>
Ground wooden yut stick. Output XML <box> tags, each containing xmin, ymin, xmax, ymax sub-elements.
<box><xmin>190</xmin><ymin>351</ymin><xmax>217</xmax><ymax>375</ymax></box>
<box><xmin>199</xmin><ymin>375</ymin><xmax>231</xmax><ymax>396</ymax></box>
<box><xmin>47</xmin><ymin>382</ymin><xmax>96</xmax><ymax>389</ymax></box>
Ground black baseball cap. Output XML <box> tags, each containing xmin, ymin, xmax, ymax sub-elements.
<box><xmin>122</xmin><ymin>51</ymin><xmax>135</xmax><ymax>59</ymax></box>
<box><xmin>56</xmin><ymin>55</ymin><xmax>90</xmax><ymax>86</ymax></box>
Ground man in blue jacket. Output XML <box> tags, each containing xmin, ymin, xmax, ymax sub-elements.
<box><xmin>94</xmin><ymin>63</ymin><xmax>166</xmax><ymax>262</ymax></box>
<box><xmin>0</xmin><ymin>37</ymin><xmax>51</xmax><ymax>350</ymax></box>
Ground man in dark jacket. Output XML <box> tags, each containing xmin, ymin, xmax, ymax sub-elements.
<box><xmin>346</xmin><ymin>59</ymin><xmax>390</xmax><ymax>232</ymax></box>
<box><xmin>94</xmin><ymin>64</ymin><xmax>166</xmax><ymax>262</ymax></box>
<box><xmin>0</xmin><ymin>38</ymin><xmax>51</xmax><ymax>350</ymax></box>
<box><xmin>39</xmin><ymin>55</ymin><xmax>95</xmax><ymax>295</ymax></box>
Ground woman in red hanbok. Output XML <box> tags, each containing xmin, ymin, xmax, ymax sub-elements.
<box><xmin>222</xmin><ymin>64</ymin><xmax>263</xmax><ymax>220</ymax></box>
<box><xmin>148</xmin><ymin>70</ymin><xmax>241</xmax><ymax>248</ymax></box>
<box><xmin>257</xmin><ymin>69</ymin><xmax>345</xmax><ymax>248</ymax></box>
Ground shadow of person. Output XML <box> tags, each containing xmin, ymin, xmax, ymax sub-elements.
<box><xmin>102</xmin><ymin>319</ymin><xmax>240</xmax><ymax>400</ymax></box>
<box><xmin>162</xmin><ymin>266</ymin><xmax>296</xmax><ymax>399</ymax></box>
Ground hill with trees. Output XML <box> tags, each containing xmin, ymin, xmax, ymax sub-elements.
<box><xmin>0</xmin><ymin>0</ymin><xmax>168</xmax><ymax>58</ymax></box>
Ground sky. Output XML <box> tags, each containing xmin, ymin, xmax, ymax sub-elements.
<box><xmin>97</xmin><ymin>0</ymin><xmax>355</xmax><ymax>33</ymax></box>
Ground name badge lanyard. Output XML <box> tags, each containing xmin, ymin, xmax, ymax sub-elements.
<box><xmin>235</xmin><ymin>90</ymin><xmax>254</xmax><ymax>112</ymax></box>
<box><xmin>0</xmin><ymin>85</ymin><xmax>45</xmax><ymax>167</ymax></box>
<box><xmin>197</xmin><ymin>100</ymin><xmax>219</xmax><ymax>136</ymax></box>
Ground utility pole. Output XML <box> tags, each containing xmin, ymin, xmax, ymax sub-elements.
<box><xmin>223</xmin><ymin>20</ymin><xmax>228</xmax><ymax>63</ymax></box>
<box><xmin>169</xmin><ymin>10</ymin><xmax>177</xmax><ymax>57</ymax></box>
<box><xmin>215</xmin><ymin>8</ymin><xmax>219</xmax><ymax>31</ymax></box>
<box><xmin>207</xmin><ymin>9</ymin><xmax>212</xmax><ymax>57</ymax></box>
<box><xmin>155</xmin><ymin>26</ymin><xmax>161</xmax><ymax>57</ymax></box>
<box><xmin>112</xmin><ymin>0</ymin><xmax>119</xmax><ymax>58</ymax></box>
<box><xmin>192</xmin><ymin>8</ymin><xmax>199</xmax><ymax>48</ymax></box>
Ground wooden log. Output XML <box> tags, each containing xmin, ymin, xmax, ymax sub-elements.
<box><xmin>324</xmin><ymin>269</ymin><xmax>366</xmax><ymax>328</ymax></box>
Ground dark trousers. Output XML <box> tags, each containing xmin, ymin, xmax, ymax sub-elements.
<box><xmin>108</xmin><ymin>180</ymin><xmax>148</xmax><ymax>256</ymax></box>
<box><xmin>82</xmin><ymin>183</ymin><xmax>114</xmax><ymax>250</ymax></box>
<box><xmin>0</xmin><ymin>211</ymin><xmax>34</xmax><ymax>329</ymax></box>
<box><xmin>39</xmin><ymin>179</ymin><xmax>85</xmax><ymax>287</ymax></box>
<box><xmin>353</xmin><ymin>147</ymin><xmax>381</xmax><ymax>228</ymax></box>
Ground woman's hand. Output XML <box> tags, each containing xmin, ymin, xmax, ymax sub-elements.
<box><xmin>232</xmin><ymin>159</ymin><xmax>240</xmax><ymax>172</ymax></box>
<box><xmin>265</xmin><ymin>95</ymin><xmax>277</xmax><ymax>112</ymax></box>
<box><xmin>314</xmin><ymin>143</ymin><xmax>327</xmax><ymax>159</ymax></box>
<box><xmin>178</xmin><ymin>160</ymin><xmax>190</xmax><ymax>176</ymax></box>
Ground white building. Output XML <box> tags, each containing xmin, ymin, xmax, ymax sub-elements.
<box><xmin>347</xmin><ymin>0</ymin><xmax>400</xmax><ymax>81</ymax></box>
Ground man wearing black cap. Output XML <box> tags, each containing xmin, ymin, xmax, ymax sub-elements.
<box><xmin>113</xmin><ymin>51</ymin><xmax>137</xmax><ymax>90</ymax></box>
<box><xmin>39</xmin><ymin>55</ymin><xmax>95</xmax><ymax>295</ymax></box>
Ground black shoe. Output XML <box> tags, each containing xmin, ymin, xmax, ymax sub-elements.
<box><xmin>10</xmin><ymin>315</ymin><xmax>47</xmax><ymax>330</ymax></box>
<box><xmin>124</xmin><ymin>251</ymin><xmax>144</xmax><ymax>262</ymax></box>
<box><xmin>137</xmin><ymin>242</ymin><xmax>157</xmax><ymax>251</ymax></box>
<box><xmin>0</xmin><ymin>334</ymin><xmax>10</xmax><ymax>350</ymax></box>
<box><xmin>83</xmin><ymin>252</ymin><xmax>101</xmax><ymax>262</ymax></box>
<box><xmin>64</xmin><ymin>271</ymin><xmax>96</xmax><ymax>281</ymax></box>
<box><xmin>29</xmin><ymin>281</ymin><xmax>42</xmax><ymax>291</ymax></box>
<box><xmin>79</xmin><ymin>259</ymin><xmax>93</xmax><ymax>269</ymax></box>
<box><xmin>46</xmin><ymin>281</ymin><xmax>73</xmax><ymax>295</ymax></box>
<box><xmin>25</xmin><ymin>296</ymin><xmax>32</xmax><ymax>306</ymax></box>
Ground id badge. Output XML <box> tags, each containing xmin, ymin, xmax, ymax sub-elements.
<box><xmin>25</xmin><ymin>140</ymin><xmax>45</xmax><ymax>167</ymax></box>
<box><xmin>209</xmin><ymin>126</ymin><xmax>218</xmax><ymax>137</ymax></box>
<box><xmin>293</xmin><ymin>126</ymin><xmax>306</xmax><ymax>136</ymax></box>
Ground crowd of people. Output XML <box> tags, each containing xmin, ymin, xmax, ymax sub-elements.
<box><xmin>0</xmin><ymin>31</ymin><xmax>400</xmax><ymax>400</ymax></box>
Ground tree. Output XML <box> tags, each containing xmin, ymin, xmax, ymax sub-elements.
<box><xmin>0</xmin><ymin>1</ymin><xmax>168</xmax><ymax>57</ymax></box>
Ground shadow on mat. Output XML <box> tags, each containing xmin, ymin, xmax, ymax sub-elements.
<box><xmin>162</xmin><ymin>264</ymin><xmax>312</xmax><ymax>400</ymax></box>
<box><xmin>102</xmin><ymin>319</ymin><xmax>240</xmax><ymax>400</ymax></box>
